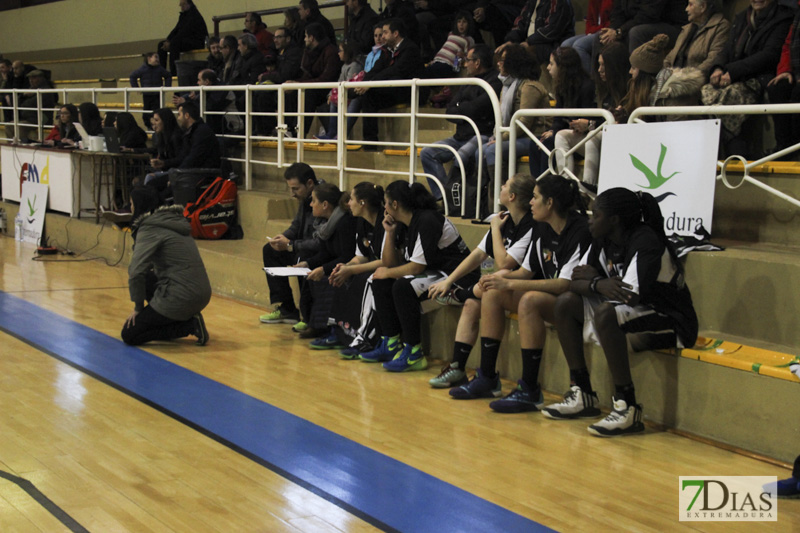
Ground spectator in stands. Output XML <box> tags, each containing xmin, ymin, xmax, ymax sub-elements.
<box><xmin>256</xmin><ymin>27</ymin><xmax>303</xmax><ymax>135</ymax></box>
<box><xmin>415</xmin><ymin>0</ymin><xmax>466</xmax><ymax>61</ymax></box>
<box><xmin>286</xmin><ymin>22</ymin><xmax>342</xmax><ymax>137</ymax></box>
<box><xmin>237</xmin><ymin>33</ymin><xmax>267</xmax><ymax>86</ymax></box>
<box><xmin>478</xmin><ymin>44</ymin><xmax>549</xmax><ymax>187</ymax></box>
<box><xmin>122</xmin><ymin>186</ymin><xmax>211</xmax><ymax>347</ymax></box>
<box><xmin>543</xmin><ymin>187</ymin><xmax>698</xmax><ymax>437</ymax></box>
<box><xmin>766</xmin><ymin>3</ymin><xmax>800</xmax><ymax>157</ymax></box>
<box><xmin>318</xmin><ymin>41</ymin><xmax>364</xmax><ymax>139</ymax></box>
<box><xmin>144</xmin><ymin>107</ymin><xmax>182</xmax><ymax>186</ymax></box>
<box><xmin>421</xmin><ymin>10</ymin><xmax>475</xmax><ymax>82</ymax></box>
<box><xmin>147</xmin><ymin>101</ymin><xmax>221</xmax><ymax>194</ymax></box>
<box><xmin>102</xmin><ymin>112</ymin><xmax>118</xmax><ymax>129</ymax></box>
<box><xmin>284</xmin><ymin>7</ymin><xmax>305</xmax><ymax>45</ymax></box>
<box><xmin>419</xmin><ymin>44</ymin><xmax>501</xmax><ymax>199</ymax></box>
<box><xmin>498</xmin><ymin>0</ymin><xmax>575</xmax><ymax>68</ymax></box>
<box><xmin>10</xmin><ymin>60</ymin><xmax>34</xmax><ymax>91</ymax></box>
<box><xmin>78</xmin><ymin>102</ymin><xmax>103</xmax><ymax>136</ymax></box>
<box><xmin>18</xmin><ymin>70</ymin><xmax>55</xmax><ymax>134</ymax></box>
<box><xmin>595</xmin><ymin>0</ymin><xmax>687</xmax><ymax>56</ymax></box>
<box><xmin>451</xmin><ymin>176</ymin><xmax>591</xmax><ymax>411</ymax></box>
<box><xmin>159</xmin><ymin>0</ymin><xmax>208</xmax><ymax>74</ymax></box>
<box><xmin>346</xmin><ymin>0</ymin><xmax>380</xmax><ymax>56</ymax></box>
<box><xmin>359</xmin><ymin>181</ymin><xmax>479</xmax><ymax>372</ymax></box>
<box><xmin>555</xmin><ymin>42</ymin><xmax>630</xmax><ymax>186</ymax></box>
<box><xmin>301</xmin><ymin>183</ymin><xmax>358</xmax><ymax>342</ymax></box>
<box><xmin>702</xmin><ymin>0</ymin><xmax>793</xmax><ymax>157</ymax></box>
<box><xmin>473</xmin><ymin>0</ymin><xmax>526</xmax><ymax>49</ymax></box>
<box><xmin>426</xmin><ymin>174</ymin><xmax>535</xmax><ymax>389</ymax></box>
<box><xmin>298</xmin><ymin>0</ymin><xmax>337</xmax><ymax>45</ymax></box>
<box><xmin>662</xmin><ymin>0</ymin><xmax>730</xmax><ymax>80</ymax></box>
<box><xmin>612</xmin><ymin>35</ymin><xmax>671</xmax><ymax>124</ymax></box>
<box><xmin>206</xmin><ymin>36</ymin><xmax>225</xmax><ymax>79</ymax></box>
<box><xmin>377</xmin><ymin>0</ymin><xmax>420</xmax><ymax>45</ymax></box>
<box><xmin>0</xmin><ymin>59</ymin><xmax>11</xmax><ymax>119</ymax></box>
<box><xmin>357</xmin><ymin>19</ymin><xmax>424</xmax><ymax>149</ymax></box>
<box><xmin>260</xmin><ymin>162</ymin><xmax>322</xmax><ymax>326</ymax></box>
<box><xmin>327</xmin><ymin>182</ymin><xmax>389</xmax><ymax>357</ymax></box>
<box><xmin>528</xmin><ymin>47</ymin><xmax>595</xmax><ymax>177</ymax></box>
<box><xmin>220</xmin><ymin>35</ymin><xmax>241</xmax><ymax>85</ymax></box>
<box><xmin>44</xmin><ymin>104</ymin><xmax>80</xmax><ymax>147</ymax></box>
<box><xmin>561</xmin><ymin>0</ymin><xmax>613</xmax><ymax>74</ymax></box>
<box><xmin>129</xmin><ymin>52</ymin><xmax>172</xmax><ymax>128</ymax></box>
<box><xmin>173</xmin><ymin>69</ymin><xmax>241</xmax><ymax>134</ymax></box>
<box><xmin>115</xmin><ymin>112</ymin><xmax>148</xmax><ymax>151</ymax></box>
<box><xmin>244</xmin><ymin>12</ymin><xmax>274</xmax><ymax>56</ymax></box>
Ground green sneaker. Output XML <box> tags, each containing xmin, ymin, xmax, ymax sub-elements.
<box><xmin>291</xmin><ymin>321</ymin><xmax>308</xmax><ymax>333</ymax></box>
<box><xmin>259</xmin><ymin>306</ymin><xmax>300</xmax><ymax>324</ymax></box>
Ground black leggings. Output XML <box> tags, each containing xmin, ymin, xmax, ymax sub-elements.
<box><xmin>121</xmin><ymin>305</ymin><xmax>195</xmax><ymax>345</ymax></box>
<box><xmin>372</xmin><ymin>277</ymin><xmax>429</xmax><ymax>347</ymax></box>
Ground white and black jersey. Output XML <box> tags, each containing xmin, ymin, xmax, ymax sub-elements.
<box><xmin>582</xmin><ymin>224</ymin><xmax>698</xmax><ymax>347</ymax></box>
<box><xmin>477</xmin><ymin>211</ymin><xmax>534</xmax><ymax>266</ymax></box>
<box><xmin>355</xmin><ymin>213</ymin><xmax>405</xmax><ymax>262</ymax></box>
<box><xmin>404</xmin><ymin>209</ymin><xmax>471</xmax><ymax>274</ymax></box>
<box><xmin>524</xmin><ymin>213</ymin><xmax>591</xmax><ymax>281</ymax></box>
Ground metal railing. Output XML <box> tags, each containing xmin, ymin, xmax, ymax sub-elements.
<box><xmin>630</xmin><ymin>105</ymin><xmax>800</xmax><ymax>210</ymax></box>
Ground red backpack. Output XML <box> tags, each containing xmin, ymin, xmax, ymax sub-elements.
<box><xmin>183</xmin><ymin>177</ymin><xmax>238</xmax><ymax>239</ymax></box>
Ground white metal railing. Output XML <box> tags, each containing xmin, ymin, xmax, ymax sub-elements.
<box><xmin>630</xmin><ymin>104</ymin><xmax>800</xmax><ymax>210</ymax></box>
<box><xmin>5</xmin><ymin>85</ymin><xmax>800</xmax><ymax>216</ymax></box>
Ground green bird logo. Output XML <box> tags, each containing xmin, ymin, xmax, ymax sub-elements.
<box><xmin>630</xmin><ymin>144</ymin><xmax>679</xmax><ymax>189</ymax></box>
<box><xmin>27</xmin><ymin>195</ymin><xmax>37</xmax><ymax>223</ymax></box>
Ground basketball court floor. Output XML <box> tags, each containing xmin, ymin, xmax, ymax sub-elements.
<box><xmin>0</xmin><ymin>235</ymin><xmax>797</xmax><ymax>532</ymax></box>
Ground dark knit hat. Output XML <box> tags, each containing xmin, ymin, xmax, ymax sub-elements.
<box><xmin>130</xmin><ymin>187</ymin><xmax>160</xmax><ymax>223</ymax></box>
<box><xmin>629</xmin><ymin>34</ymin><xmax>671</xmax><ymax>75</ymax></box>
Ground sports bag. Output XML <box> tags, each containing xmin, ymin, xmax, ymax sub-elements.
<box><xmin>183</xmin><ymin>177</ymin><xmax>238</xmax><ymax>239</ymax></box>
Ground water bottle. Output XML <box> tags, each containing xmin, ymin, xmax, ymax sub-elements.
<box><xmin>453</xmin><ymin>56</ymin><xmax>461</xmax><ymax>72</ymax></box>
<box><xmin>481</xmin><ymin>256</ymin><xmax>495</xmax><ymax>275</ymax></box>
<box><xmin>14</xmin><ymin>212</ymin><xmax>23</xmax><ymax>241</ymax></box>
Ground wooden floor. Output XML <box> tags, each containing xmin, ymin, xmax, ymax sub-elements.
<box><xmin>0</xmin><ymin>234</ymin><xmax>798</xmax><ymax>532</ymax></box>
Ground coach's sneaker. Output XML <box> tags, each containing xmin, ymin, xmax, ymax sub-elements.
<box><xmin>587</xmin><ymin>397</ymin><xmax>645</xmax><ymax>437</ymax></box>
<box><xmin>193</xmin><ymin>313</ymin><xmax>209</xmax><ymax>346</ymax></box>
<box><xmin>449</xmin><ymin>369</ymin><xmax>501</xmax><ymax>399</ymax></box>
<box><xmin>489</xmin><ymin>380</ymin><xmax>543</xmax><ymax>413</ymax></box>
<box><xmin>429</xmin><ymin>362</ymin><xmax>468</xmax><ymax>388</ymax></box>
<box><xmin>260</xmin><ymin>305</ymin><xmax>300</xmax><ymax>324</ymax></box>
<box><xmin>383</xmin><ymin>344</ymin><xmax>428</xmax><ymax>372</ymax></box>
<box><xmin>359</xmin><ymin>336</ymin><xmax>401</xmax><ymax>363</ymax></box>
<box><xmin>541</xmin><ymin>385</ymin><xmax>601</xmax><ymax>420</ymax></box>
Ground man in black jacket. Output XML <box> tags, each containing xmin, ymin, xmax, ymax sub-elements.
<box><xmin>159</xmin><ymin>0</ymin><xmax>208</xmax><ymax>73</ymax></box>
<box><xmin>376</xmin><ymin>0</ymin><xmax>420</xmax><ymax>45</ymax></box>
<box><xmin>256</xmin><ymin>27</ymin><xmax>304</xmax><ymax>134</ymax></box>
<box><xmin>260</xmin><ymin>162</ymin><xmax>323</xmax><ymax>325</ymax></box>
<box><xmin>151</xmin><ymin>101</ymin><xmax>220</xmax><ymax>173</ymax></box>
<box><xmin>419</xmin><ymin>44</ymin><xmax>501</xmax><ymax>199</ymax></box>
<box><xmin>356</xmin><ymin>18</ymin><xmax>424</xmax><ymax>147</ymax></box>
<box><xmin>346</xmin><ymin>0</ymin><xmax>380</xmax><ymax>55</ymax></box>
<box><xmin>298</xmin><ymin>0</ymin><xmax>337</xmax><ymax>44</ymax></box>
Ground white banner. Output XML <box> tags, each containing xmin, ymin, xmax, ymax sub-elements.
<box><xmin>18</xmin><ymin>181</ymin><xmax>48</xmax><ymax>244</ymax></box>
<box><xmin>598</xmin><ymin>120</ymin><xmax>720</xmax><ymax>237</ymax></box>
<box><xmin>1</xmin><ymin>145</ymin><xmax>83</xmax><ymax>216</ymax></box>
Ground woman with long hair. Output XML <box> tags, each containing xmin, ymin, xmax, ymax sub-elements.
<box><xmin>614</xmin><ymin>35</ymin><xmax>671</xmax><ymax>123</ymax></box>
<box><xmin>449</xmin><ymin>175</ymin><xmax>591</xmax><ymax>410</ymax></box>
<box><xmin>528</xmin><ymin>47</ymin><xmax>595</xmax><ymax>177</ymax></box>
<box><xmin>283</xmin><ymin>7</ymin><xmax>304</xmax><ymax>45</ymax></box>
<box><xmin>115</xmin><ymin>111</ymin><xmax>148</xmax><ymax>151</ymax></box>
<box><xmin>44</xmin><ymin>104</ymin><xmax>80</xmax><ymax>147</ymax></box>
<box><xmin>360</xmin><ymin>181</ymin><xmax>479</xmax><ymax>372</ymax></box>
<box><xmin>543</xmin><ymin>187</ymin><xmax>698</xmax><ymax>437</ymax></box>
<box><xmin>554</xmin><ymin>42</ymin><xmax>630</xmax><ymax>186</ymax></box>
<box><xmin>478</xmin><ymin>44</ymin><xmax>549</xmax><ymax>180</ymax></box>
<box><xmin>297</xmin><ymin>183</ymin><xmax>358</xmax><ymax>341</ymax></box>
<box><xmin>144</xmin><ymin>108</ymin><xmax>181</xmax><ymax>186</ymax></box>
<box><xmin>426</xmin><ymin>173</ymin><xmax>535</xmax><ymax>388</ymax></box>
<box><xmin>78</xmin><ymin>102</ymin><xmax>102</xmax><ymax>135</ymax></box>
<box><xmin>319</xmin><ymin>182</ymin><xmax>391</xmax><ymax>356</ymax></box>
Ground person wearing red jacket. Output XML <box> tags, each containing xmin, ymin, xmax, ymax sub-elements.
<box><xmin>766</xmin><ymin>2</ymin><xmax>800</xmax><ymax>157</ymax></box>
<box><xmin>562</xmin><ymin>0</ymin><xmax>613</xmax><ymax>74</ymax></box>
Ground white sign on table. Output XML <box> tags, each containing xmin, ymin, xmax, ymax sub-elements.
<box><xmin>598</xmin><ymin>120</ymin><xmax>721</xmax><ymax>237</ymax></box>
<box><xmin>17</xmin><ymin>181</ymin><xmax>48</xmax><ymax>244</ymax></box>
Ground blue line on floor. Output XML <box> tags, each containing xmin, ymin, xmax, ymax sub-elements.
<box><xmin>0</xmin><ymin>291</ymin><xmax>552</xmax><ymax>533</ymax></box>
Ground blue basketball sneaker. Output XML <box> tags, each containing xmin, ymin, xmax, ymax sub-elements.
<box><xmin>359</xmin><ymin>336</ymin><xmax>401</xmax><ymax>363</ymax></box>
<box><xmin>382</xmin><ymin>343</ymin><xmax>428</xmax><ymax>372</ymax></box>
